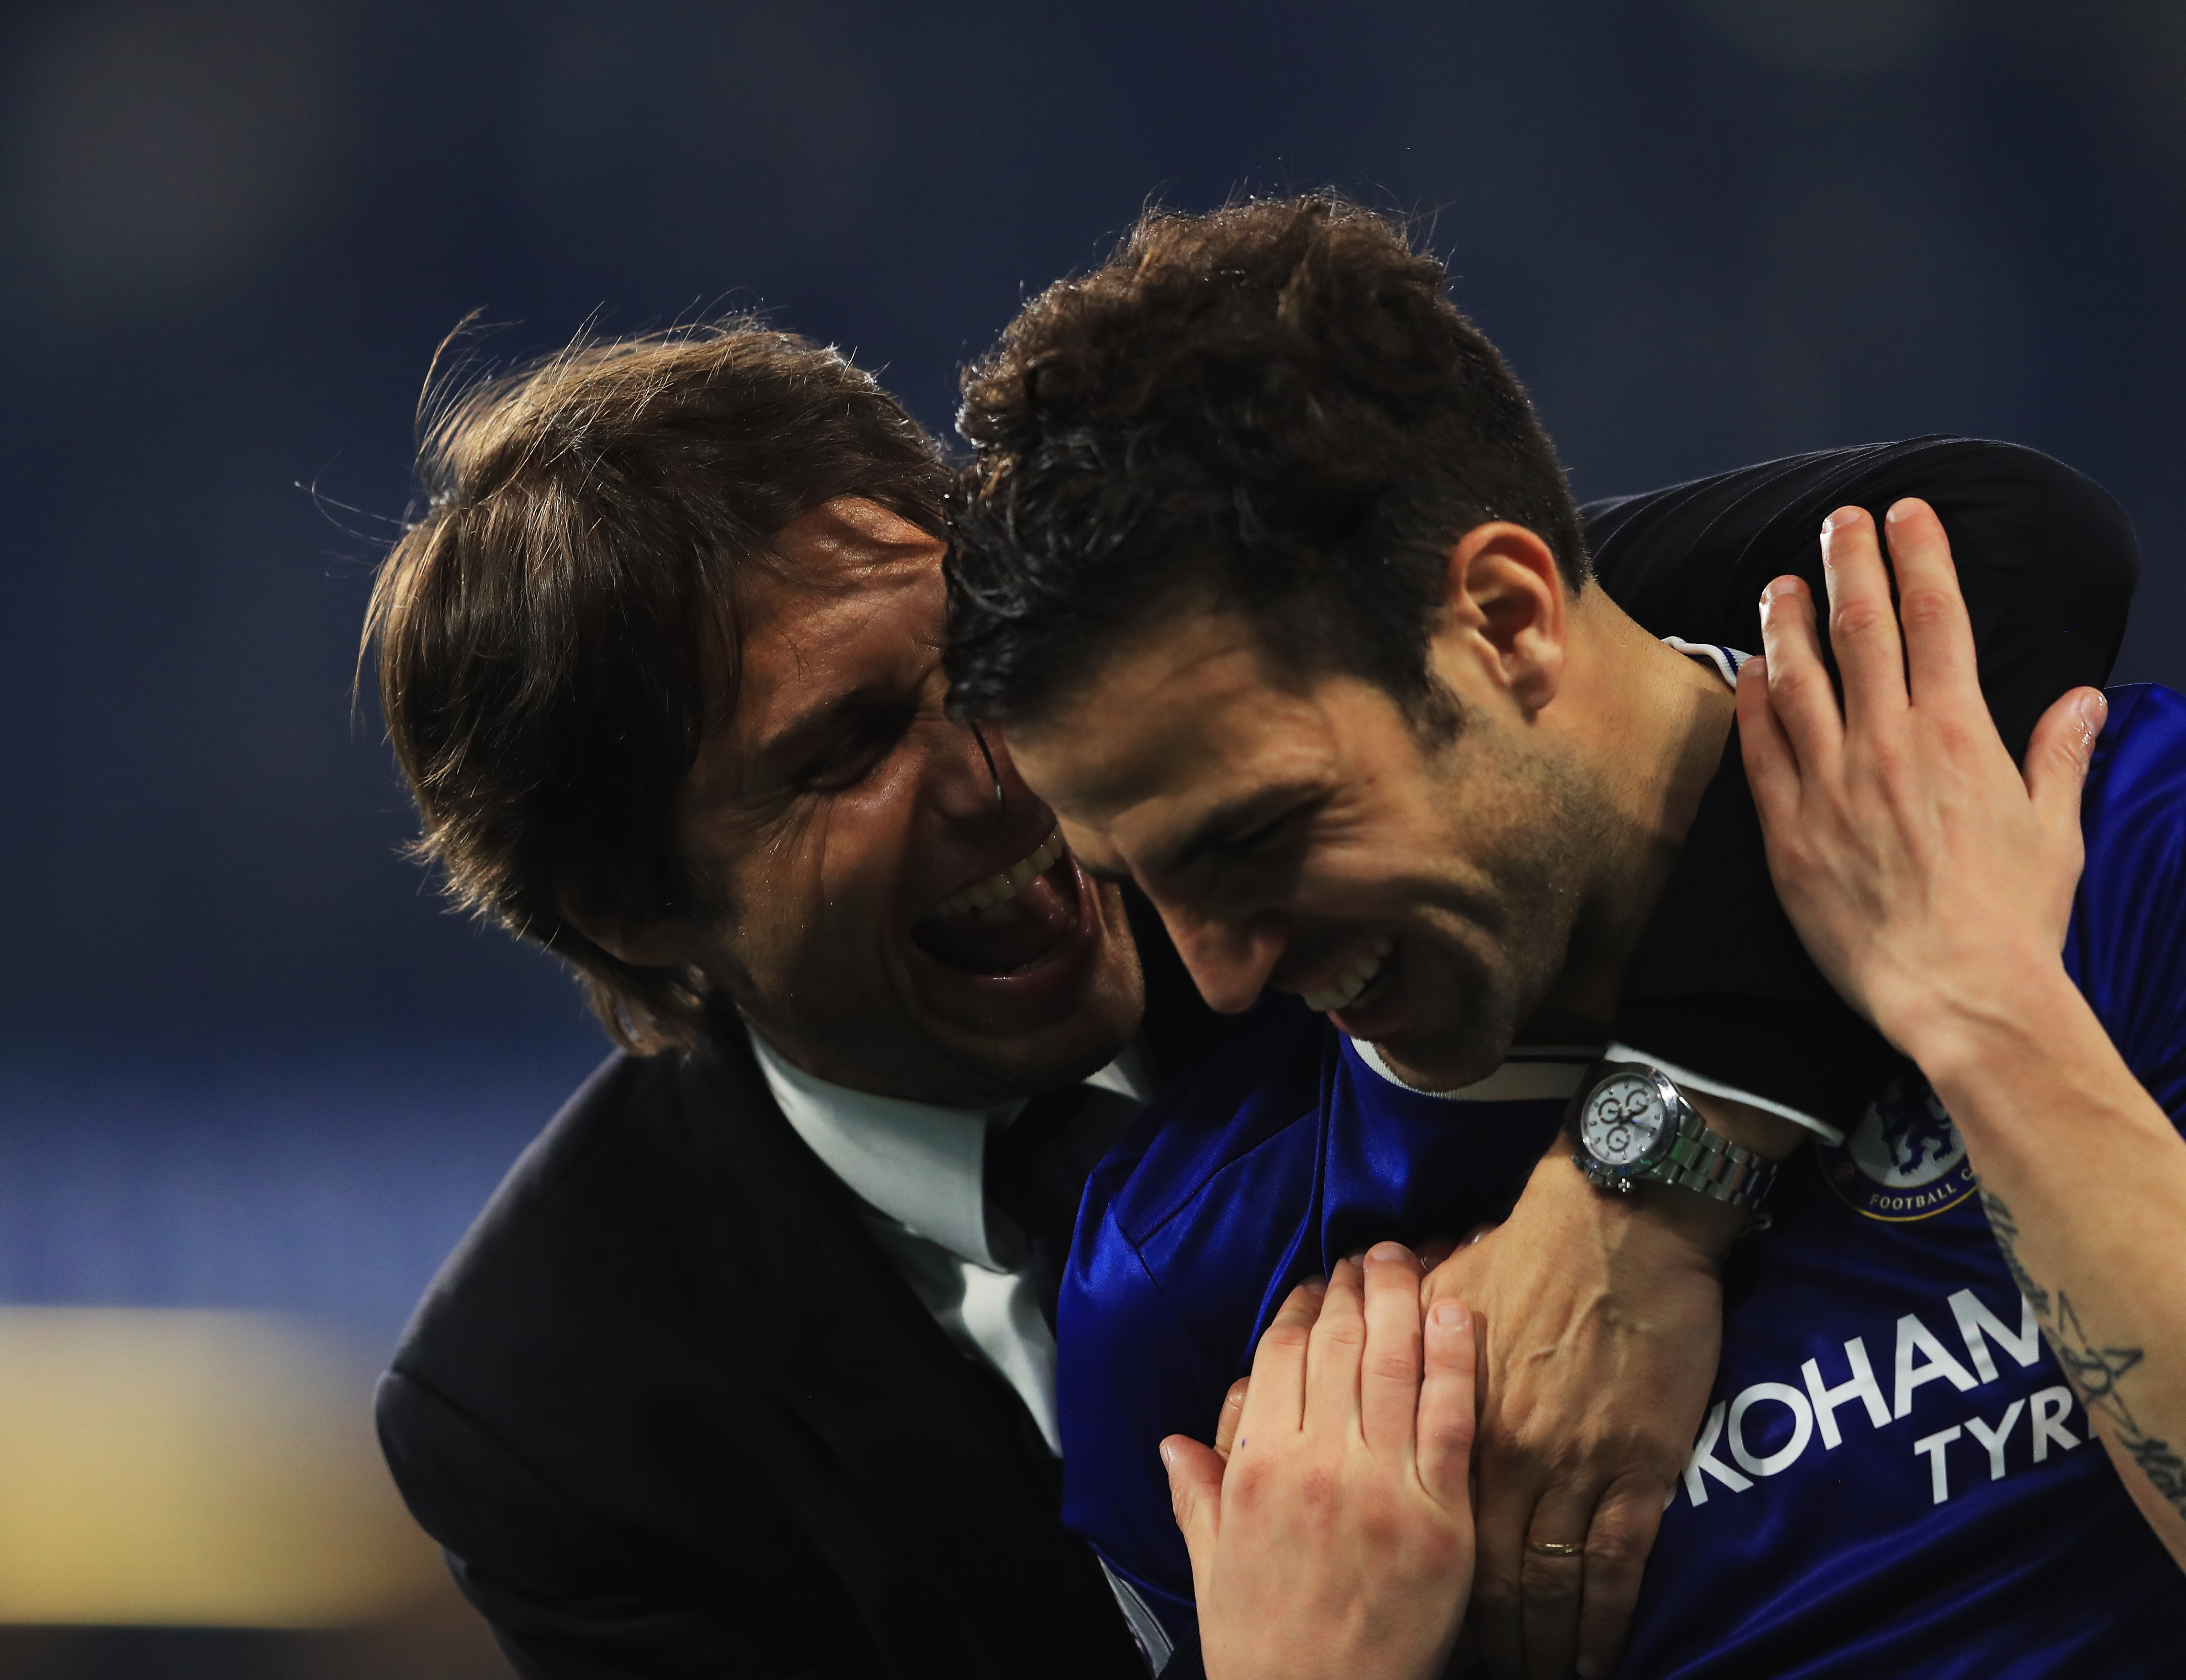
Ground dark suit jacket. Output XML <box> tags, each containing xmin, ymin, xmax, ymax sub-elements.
<box><xmin>377</xmin><ymin>1023</ymin><xmax>1150</xmax><ymax>1679</ymax></box>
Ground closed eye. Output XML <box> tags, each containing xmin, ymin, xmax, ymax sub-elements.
<box><xmin>797</xmin><ymin>706</ymin><xmax>917</xmax><ymax>792</ymax></box>
<box><xmin>1156</xmin><ymin>784</ymin><xmax>1329</xmax><ymax>882</ymax></box>
<box><xmin>1215</xmin><ymin>802</ymin><xmax>1317</xmax><ymax>863</ymax></box>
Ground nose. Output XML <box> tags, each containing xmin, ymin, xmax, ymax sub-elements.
<box><xmin>1158</xmin><ymin>898</ymin><xmax>1291</xmax><ymax>1015</ymax></box>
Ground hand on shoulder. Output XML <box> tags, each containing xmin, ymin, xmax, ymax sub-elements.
<box><xmin>1737</xmin><ymin>496</ymin><xmax>2106</xmax><ymax>1074</ymax></box>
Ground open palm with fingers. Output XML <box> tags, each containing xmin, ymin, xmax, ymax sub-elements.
<box><xmin>1163</xmin><ymin>1243</ymin><xmax>1477</xmax><ymax>1680</ymax></box>
<box><xmin>1736</xmin><ymin>497</ymin><xmax>2105</xmax><ymax>1055</ymax></box>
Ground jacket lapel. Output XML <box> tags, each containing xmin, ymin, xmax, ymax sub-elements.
<box><xmin>676</xmin><ymin>1032</ymin><xmax>1142</xmax><ymax>1680</ymax></box>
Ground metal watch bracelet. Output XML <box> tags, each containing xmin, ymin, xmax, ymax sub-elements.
<box><xmin>1645</xmin><ymin>1108</ymin><xmax>1779</xmax><ymax>1211</ymax></box>
<box><xmin>1567</xmin><ymin>1062</ymin><xmax>1780</xmax><ymax>1220</ymax></box>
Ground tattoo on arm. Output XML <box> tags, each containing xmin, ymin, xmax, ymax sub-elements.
<box><xmin>1979</xmin><ymin>1190</ymin><xmax>2049</xmax><ymax>1316</ymax></box>
<box><xmin>1981</xmin><ymin>1188</ymin><xmax>2186</xmax><ymax>1525</ymax></box>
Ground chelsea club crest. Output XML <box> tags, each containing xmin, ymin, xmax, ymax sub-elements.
<box><xmin>1817</xmin><ymin>1073</ymin><xmax>1979</xmax><ymax>1221</ymax></box>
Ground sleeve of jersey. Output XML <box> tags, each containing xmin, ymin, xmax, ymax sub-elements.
<box><xmin>2069</xmin><ymin>684</ymin><xmax>2186</xmax><ymax>1123</ymax></box>
<box><xmin>1056</xmin><ymin>1182</ymin><xmax>1225</xmax><ymax>1653</ymax></box>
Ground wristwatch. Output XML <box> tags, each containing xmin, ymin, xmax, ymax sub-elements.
<box><xmin>1567</xmin><ymin>1061</ymin><xmax>1778</xmax><ymax>1220</ymax></box>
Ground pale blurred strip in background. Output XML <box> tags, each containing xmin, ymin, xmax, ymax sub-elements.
<box><xmin>0</xmin><ymin>1310</ymin><xmax>427</xmax><ymax>1627</ymax></box>
<box><xmin>0</xmin><ymin>1309</ymin><xmax>509</xmax><ymax>1679</ymax></box>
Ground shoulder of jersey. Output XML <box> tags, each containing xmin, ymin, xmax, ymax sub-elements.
<box><xmin>2079</xmin><ymin>683</ymin><xmax>2186</xmax><ymax>910</ymax></box>
<box><xmin>1096</xmin><ymin>993</ymin><xmax>1331</xmax><ymax>1238</ymax></box>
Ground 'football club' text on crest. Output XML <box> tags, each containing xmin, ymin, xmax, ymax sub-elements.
<box><xmin>1817</xmin><ymin>1075</ymin><xmax>1979</xmax><ymax>1221</ymax></box>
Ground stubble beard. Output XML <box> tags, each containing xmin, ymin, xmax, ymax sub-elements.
<box><xmin>1380</xmin><ymin>731</ymin><xmax>1612</xmax><ymax>1090</ymax></box>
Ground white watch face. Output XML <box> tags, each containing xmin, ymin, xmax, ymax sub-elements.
<box><xmin>1581</xmin><ymin>1073</ymin><xmax>1669</xmax><ymax>1168</ymax></box>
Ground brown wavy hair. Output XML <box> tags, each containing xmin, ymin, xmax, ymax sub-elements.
<box><xmin>947</xmin><ymin>194</ymin><xmax>1588</xmax><ymax>730</ymax></box>
<box><xmin>363</xmin><ymin>321</ymin><xmax>948</xmax><ymax>1053</ymax></box>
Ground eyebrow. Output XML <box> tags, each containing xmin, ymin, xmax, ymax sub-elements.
<box><xmin>752</xmin><ymin>681</ymin><xmax>905</xmax><ymax>773</ymax></box>
<box><xmin>1149</xmin><ymin>781</ymin><xmax>1325</xmax><ymax>880</ymax></box>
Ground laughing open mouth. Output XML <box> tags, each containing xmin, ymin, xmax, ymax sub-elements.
<box><xmin>913</xmin><ymin>826</ymin><xmax>1083</xmax><ymax>975</ymax></box>
<box><xmin>1303</xmin><ymin>937</ymin><xmax>1395</xmax><ymax>1014</ymax></box>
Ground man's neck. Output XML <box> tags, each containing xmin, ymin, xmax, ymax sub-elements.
<box><xmin>1521</xmin><ymin>591</ymin><xmax>1739</xmax><ymax>1041</ymax></box>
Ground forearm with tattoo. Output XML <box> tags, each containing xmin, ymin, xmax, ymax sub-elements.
<box><xmin>1981</xmin><ymin>1188</ymin><xmax>2186</xmax><ymax>1524</ymax></box>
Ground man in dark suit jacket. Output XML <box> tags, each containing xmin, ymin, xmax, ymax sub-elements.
<box><xmin>369</xmin><ymin>326</ymin><xmax>1196</xmax><ymax>1679</ymax></box>
<box><xmin>364</xmin><ymin>313</ymin><xmax>2132</xmax><ymax>1680</ymax></box>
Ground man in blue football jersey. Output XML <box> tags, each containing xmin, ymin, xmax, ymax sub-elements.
<box><xmin>1136</xmin><ymin>496</ymin><xmax>2186</xmax><ymax>1680</ymax></box>
<box><xmin>944</xmin><ymin>194</ymin><xmax>2186</xmax><ymax>1677</ymax></box>
<box><xmin>1729</xmin><ymin>498</ymin><xmax>2186</xmax><ymax>1581</ymax></box>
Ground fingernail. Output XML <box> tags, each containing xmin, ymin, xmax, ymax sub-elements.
<box><xmin>2076</xmin><ymin>689</ymin><xmax>2109</xmax><ymax>746</ymax></box>
<box><xmin>1760</xmin><ymin>576</ymin><xmax>1800</xmax><ymax>606</ymax></box>
<box><xmin>1821</xmin><ymin>507</ymin><xmax>1862</xmax><ymax>536</ymax></box>
<box><xmin>1303</xmin><ymin>1277</ymin><xmax>1328</xmax><ymax>1296</ymax></box>
<box><xmin>1159</xmin><ymin>1440</ymin><xmax>1178</xmax><ymax>1468</ymax></box>
<box><xmin>1884</xmin><ymin>498</ymin><xmax>1918</xmax><ymax>525</ymax></box>
<box><xmin>1431</xmin><ymin>1299</ymin><xmax>1467</xmax><ymax>1327</ymax></box>
<box><xmin>1366</xmin><ymin>1241</ymin><xmax>1409</xmax><ymax>1265</ymax></box>
<box><xmin>1344</xmin><ymin>1248</ymin><xmax>1369</xmax><ymax>1266</ymax></box>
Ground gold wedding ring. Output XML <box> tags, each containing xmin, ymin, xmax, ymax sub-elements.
<box><xmin>1531</xmin><ymin>1541</ymin><xmax>1584</xmax><ymax>1557</ymax></box>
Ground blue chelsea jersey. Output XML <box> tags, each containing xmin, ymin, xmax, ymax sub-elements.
<box><xmin>1057</xmin><ymin>684</ymin><xmax>2186</xmax><ymax>1677</ymax></box>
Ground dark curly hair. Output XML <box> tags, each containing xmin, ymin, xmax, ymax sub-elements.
<box><xmin>947</xmin><ymin>194</ymin><xmax>1589</xmax><ymax>728</ymax></box>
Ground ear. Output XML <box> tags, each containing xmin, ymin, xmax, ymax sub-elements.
<box><xmin>1429</xmin><ymin>522</ymin><xmax>1569</xmax><ymax>716</ymax></box>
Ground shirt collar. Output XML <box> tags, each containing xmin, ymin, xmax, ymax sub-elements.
<box><xmin>1353</xmin><ymin>1037</ymin><xmax>1600</xmax><ymax>1100</ymax></box>
<box><xmin>1661</xmin><ymin>635</ymin><xmax>1749</xmax><ymax>689</ymax></box>
<box><xmin>746</xmin><ymin>1028</ymin><xmax>1015</xmax><ymax>1269</ymax></box>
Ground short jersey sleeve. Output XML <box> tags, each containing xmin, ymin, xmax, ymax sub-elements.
<box><xmin>2066</xmin><ymin>684</ymin><xmax>2186</xmax><ymax>1124</ymax></box>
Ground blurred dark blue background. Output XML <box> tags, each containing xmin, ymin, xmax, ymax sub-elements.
<box><xmin>2</xmin><ymin>0</ymin><xmax>2181</xmax><ymax>1350</ymax></box>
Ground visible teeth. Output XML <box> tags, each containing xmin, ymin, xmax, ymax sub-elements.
<box><xmin>929</xmin><ymin>827</ymin><xmax>1066</xmax><ymax>918</ymax></box>
<box><xmin>1303</xmin><ymin>941</ymin><xmax>1393</xmax><ymax>1014</ymax></box>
